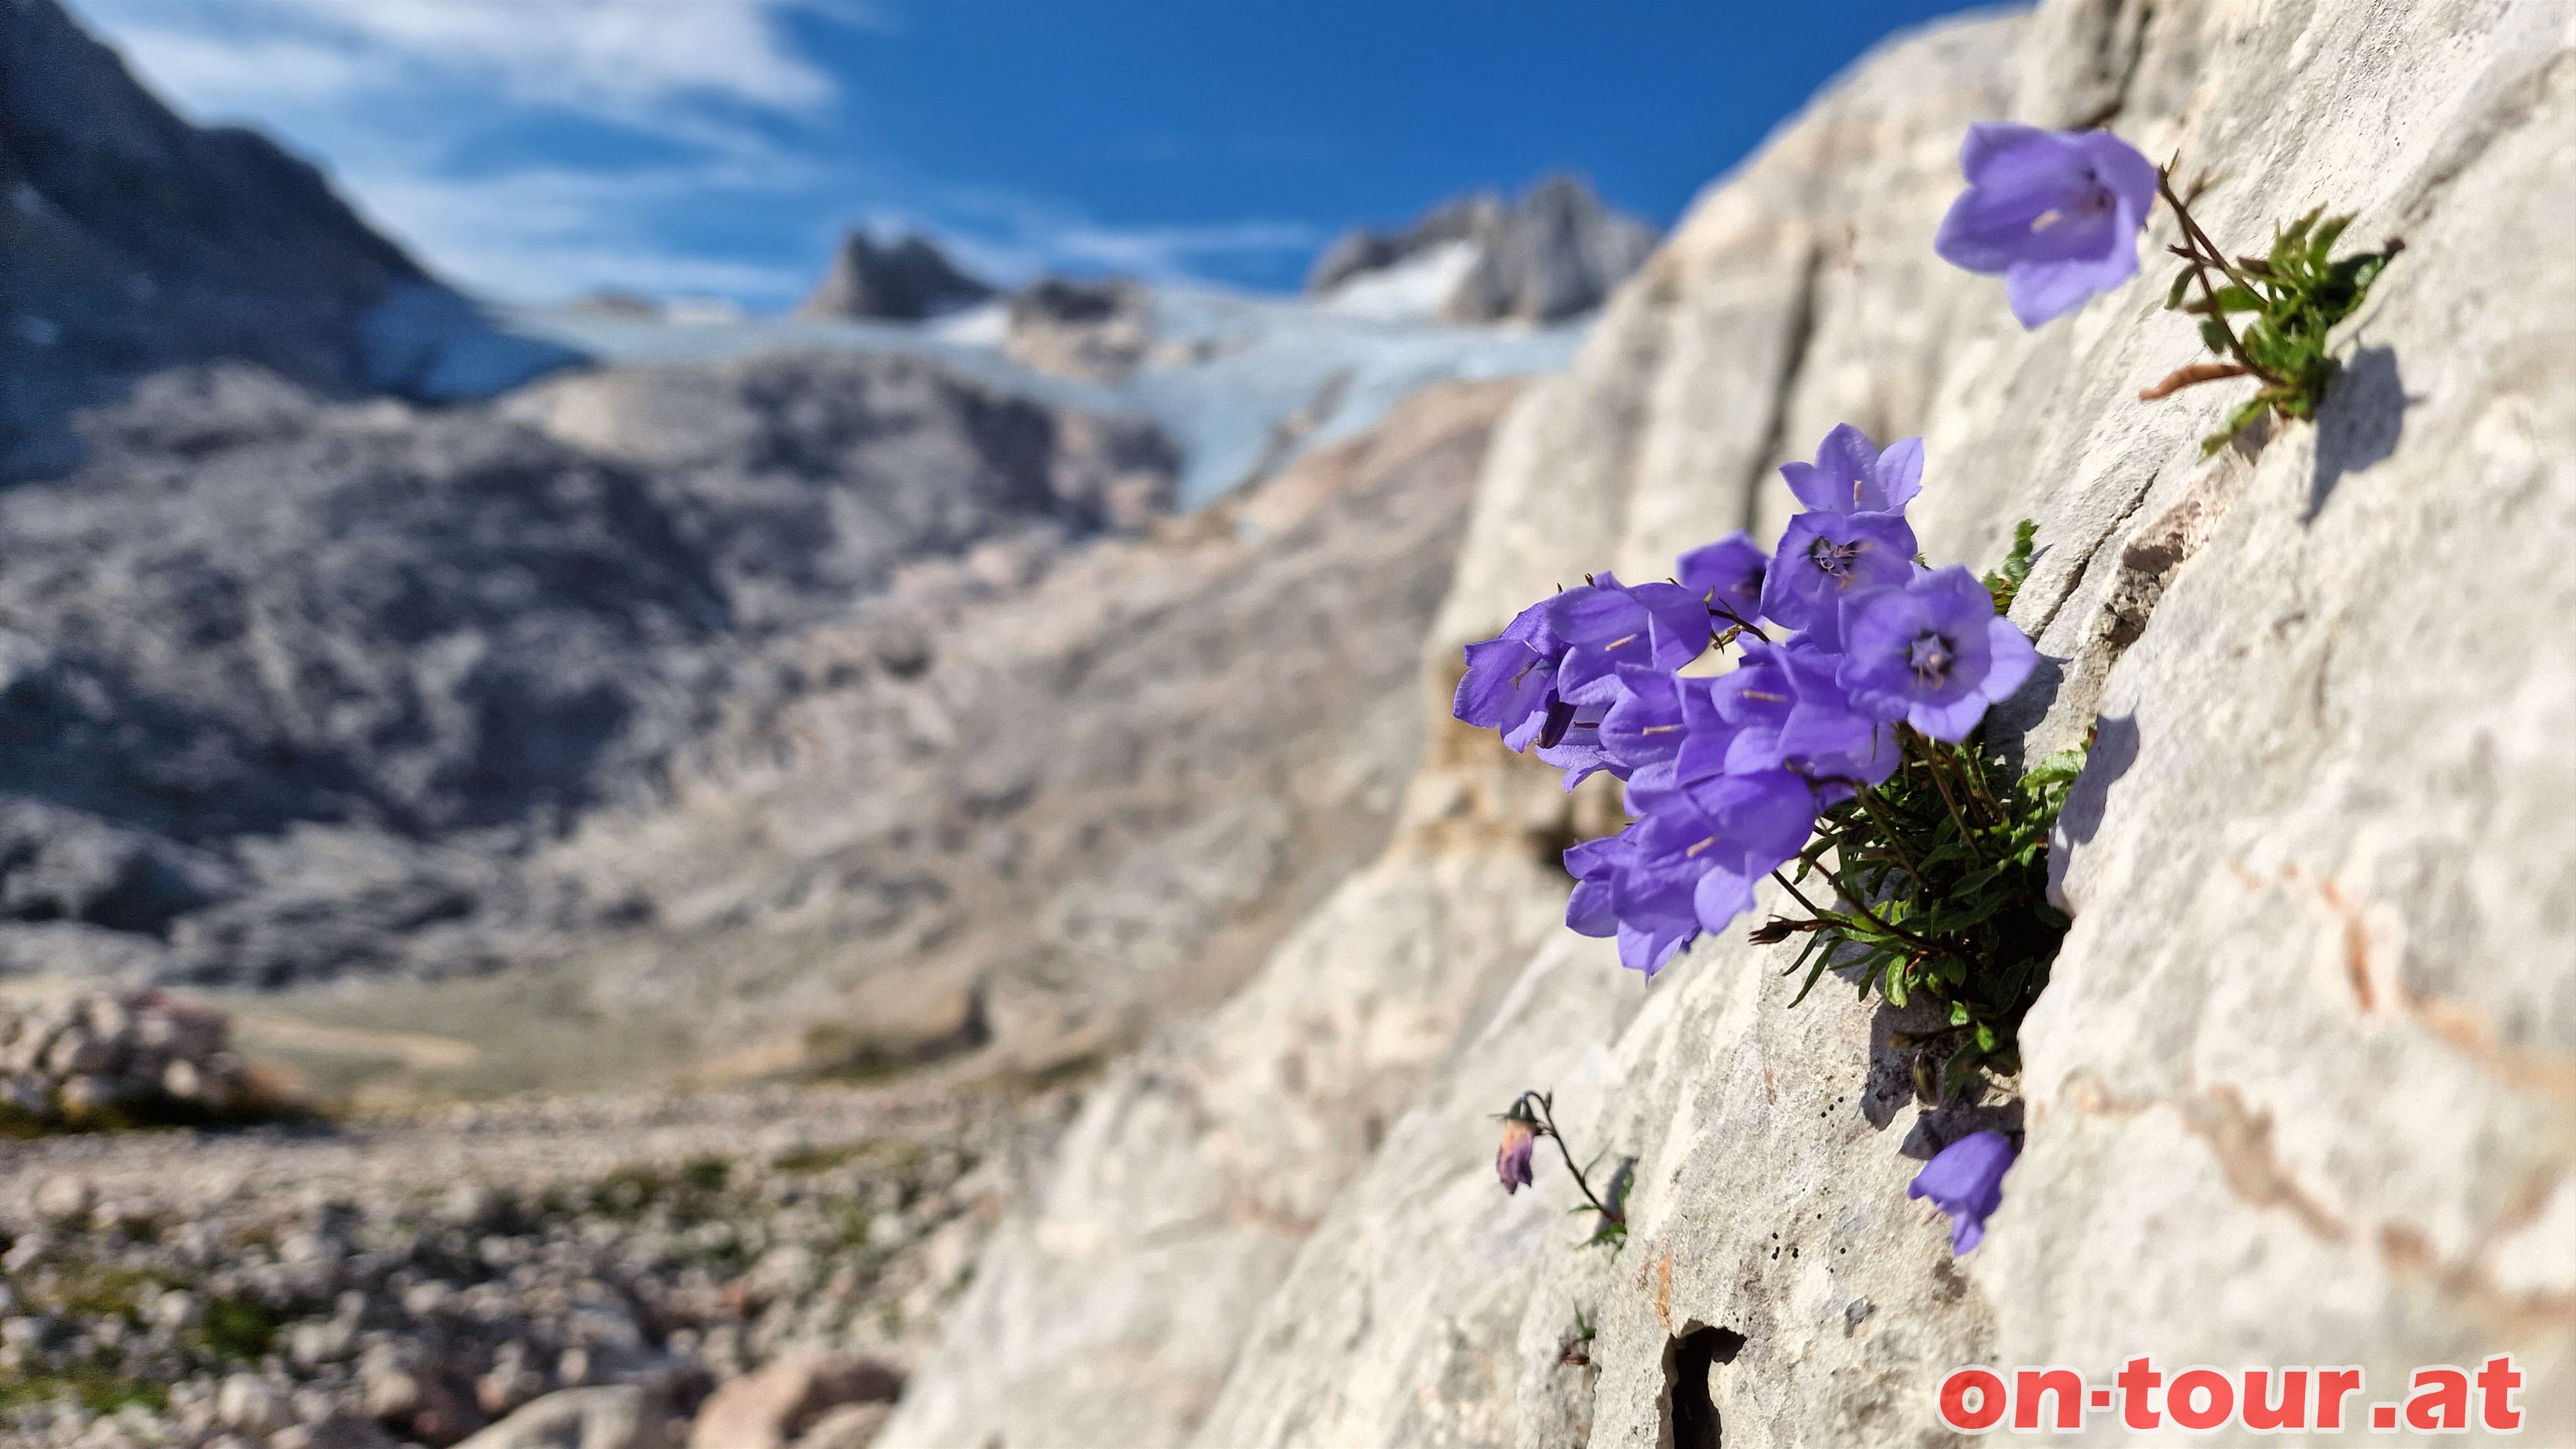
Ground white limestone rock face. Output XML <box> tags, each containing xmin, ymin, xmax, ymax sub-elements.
<box><xmin>1983</xmin><ymin>0</ymin><xmax>2576</xmax><ymax>1434</ymax></box>
<box><xmin>892</xmin><ymin>0</ymin><xmax>2576</xmax><ymax>1443</ymax></box>
<box><xmin>953</xmin><ymin>0</ymin><xmax>2576</xmax><ymax>1446</ymax></box>
<box><xmin>1185</xmin><ymin>932</ymin><xmax>1644</xmax><ymax>1449</ymax></box>
<box><xmin>873</xmin><ymin>849</ymin><xmax>1570</xmax><ymax>1449</ymax></box>
<box><xmin>1191</xmin><ymin>13</ymin><xmax>2033</xmax><ymax>1448</ymax></box>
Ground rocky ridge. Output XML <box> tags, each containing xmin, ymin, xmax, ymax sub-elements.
<box><xmin>1306</xmin><ymin>175</ymin><xmax>1660</xmax><ymax>324</ymax></box>
<box><xmin>794</xmin><ymin>234</ymin><xmax>995</xmax><ymax>323</ymax></box>
<box><xmin>0</xmin><ymin>350</ymin><xmax>1170</xmax><ymax>1005</ymax></box>
<box><xmin>0</xmin><ymin>0</ymin><xmax>574</xmax><ymax>482</ymax></box>
<box><xmin>889</xmin><ymin>0</ymin><xmax>2576</xmax><ymax>1444</ymax></box>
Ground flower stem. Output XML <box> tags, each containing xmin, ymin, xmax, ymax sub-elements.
<box><xmin>2156</xmin><ymin>166</ymin><xmax>2286</xmax><ymax>386</ymax></box>
<box><xmin>1918</xmin><ymin>747</ymin><xmax>1986</xmax><ymax>861</ymax></box>
<box><xmin>1851</xmin><ymin>789</ymin><xmax>1935</xmax><ymax>889</ymax></box>
<box><xmin>1815</xmin><ymin>858</ymin><xmax>1949</xmax><ymax>959</ymax></box>
<box><xmin>1528</xmin><ymin>1093</ymin><xmax>1622</xmax><ymax>1226</ymax></box>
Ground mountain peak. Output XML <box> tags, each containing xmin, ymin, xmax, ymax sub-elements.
<box><xmin>1306</xmin><ymin>172</ymin><xmax>1660</xmax><ymax>323</ymax></box>
<box><xmin>796</xmin><ymin>231</ymin><xmax>998</xmax><ymax>322</ymax></box>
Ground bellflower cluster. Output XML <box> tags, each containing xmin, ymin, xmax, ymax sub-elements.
<box><xmin>1454</xmin><ymin>424</ymin><xmax>2037</xmax><ymax>979</ymax></box>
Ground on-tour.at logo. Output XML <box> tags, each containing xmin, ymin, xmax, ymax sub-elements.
<box><xmin>1937</xmin><ymin>1355</ymin><xmax>2524</xmax><ymax>1434</ymax></box>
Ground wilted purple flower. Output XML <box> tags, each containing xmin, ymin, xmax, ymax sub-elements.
<box><xmin>1547</xmin><ymin>574</ymin><xmax>1713</xmax><ymax>707</ymax></box>
<box><xmin>1760</xmin><ymin>511</ymin><xmax>1917</xmax><ymax>646</ymax></box>
<box><xmin>1497</xmin><ymin>1098</ymin><xmax>1541</xmax><ymax>1193</ymax></box>
<box><xmin>1779</xmin><ymin>425</ymin><xmax>1924</xmax><ymax>517</ymax></box>
<box><xmin>1677</xmin><ymin>532</ymin><xmax>1768</xmax><ymax>625</ymax></box>
<box><xmin>1908</xmin><ymin>1130</ymin><xmax>2017</xmax><ymax>1253</ymax></box>
<box><xmin>1836</xmin><ymin>566</ymin><xmax>2039</xmax><ymax>742</ymax></box>
<box><xmin>1935</xmin><ymin>123</ymin><xmax>2159</xmax><ymax>328</ymax></box>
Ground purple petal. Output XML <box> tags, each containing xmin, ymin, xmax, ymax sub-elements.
<box><xmin>2073</xmin><ymin>129</ymin><xmax>2160</xmax><ymax>219</ymax></box>
<box><xmin>1907</xmin><ymin>692</ymin><xmax>1996</xmax><ymax>743</ymax></box>
<box><xmin>1813</xmin><ymin>423</ymin><xmax>1880</xmax><ymax>496</ymax></box>
<box><xmin>1497</xmin><ymin>598</ymin><xmax>1563</xmax><ymax>655</ymax></box>
<box><xmin>1629</xmin><ymin>580</ymin><xmax>1716</xmax><ymax>667</ymax></box>
<box><xmin>1547</xmin><ymin>584</ymin><xmax>1648</xmax><ymax>647</ymax></box>
<box><xmin>2006</xmin><ymin>250</ymin><xmax>2131</xmax><ymax>328</ymax></box>
<box><xmin>1692</xmin><ymin>867</ymin><xmax>1756</xmax><ymax>933</ymax></box>
<box><xmin>1566</xmin><ymin>875</ymin><xmax>1619</xmax><ymax>937</ymax></box>
<box><xmin>1456</xmin><ymin>638</ymin><xmax>1551</xmax><ymax>730</ymax></box>
<box><xmin>1615</xmin><ymin>919</ymin><xmax>1693</xmax><ymax>978</ymax></box>
<box><xmin>1982</xmin><ymin>615</ymin><xmax>2039</xmax><ymax>702</ymax></box>
<box><xmin>1872</xmin><ymin>435</ymin><xmax>1925</xmax><ymax>513</ymax></box>
<box><xmin>1677</xmin><ymin>533</ymin><xmax>1767</xmax><ymax>618</ymax></box>
<box><xmin>1959</xmin><ymin>120</ymin><xmax>2047</xmax><ymax>178</ymax></box>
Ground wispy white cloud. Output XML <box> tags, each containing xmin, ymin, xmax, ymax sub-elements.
<box><xmin>66</xmin><ymin>0</ymin><xmax>1319</xmax><ymax>306</ymax></box>
<box><xmin>351</xmin><ymin>166</ymin><xmax>822</xmax><ymax>303</ymax></box>
<box><xmin>82</xmin><ymin>0</ymin><xmax>845</xmax><ymax>135</ymax></box>
<box><xmin>892</xmin><ymin>184</ymin><xmax>1323</xmax><ymax>288</ymax></box>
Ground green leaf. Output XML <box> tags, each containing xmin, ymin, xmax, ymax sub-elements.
<box><xmin>2309</xmin><ymin>214</ymin><xmax>2353</xmax><ymax>265</ymax></box>
<box><xmin>2198</xmin><ymin>317</ymin><xmax>2234</xmax><ymax>356</ymax></box>
<box><xmin>2165</xmin><ymin>266</ymin><xmax>2196</xmax><ymax>310</ymax></box>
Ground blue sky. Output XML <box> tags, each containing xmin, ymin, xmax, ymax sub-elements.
<box><xmin>74</xmin><ymin>0</ymin><xmax>1991</xmax><ymax>309</ymax></box>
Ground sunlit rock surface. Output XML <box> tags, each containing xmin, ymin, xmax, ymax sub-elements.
<box><xmin>894</xmin><ymin>0</ymin><xmax>2576</xmax><ymax>1443</ymax></box>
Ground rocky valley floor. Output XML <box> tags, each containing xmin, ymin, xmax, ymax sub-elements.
<box><xmin>0</xmin><ymin>1076</ymin><xmax>1059</xmax><ymax>1448</ymax></box>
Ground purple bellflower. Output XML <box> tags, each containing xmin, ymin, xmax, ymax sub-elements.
<box><xmin>1837</xmin><ymin>566</ymin><xmax>2039</xmax><ymax>743</ymax></box>
<box><xmin>1454</xmin><ymin>596</ymin><xmax>1615</xmax><ymax>789</ymax></box>
<box><xmin>1760</xmin><ymin>511</ymin><xmax>1918</xmax><ymax>647</ymax></box>
<box><xmin>1935</xmin><ymin>123</ymin><xmax>2159</xmax><ymax>328</ymax></box>
<box><xmin>1455</xmin><ymin>597</ymin><xmax>1569</xmax><ymax>743</ymax></box>
<box><xmin>1779</xmin><ymin>425</ymin><xmax>1924</xmax><ymax>517</ymax></box>
<box><xmin>1677</xmin><ymin>532</ymin><xmax>1768</xmax><ymax>627</ymax></box>
<box><xmin>1563</xmin><ymin>820</ymin><xmax>1699</xmax><ymax>977</ymax></box>
<box><xmin>1908</xmin><ymin>1130</ymin><xmax>2017</xmax><ymax>1253</ymax></box>
<box><xmin>1632</xmin><ymin>767</ymin><xmax>1821</xmax><ymax>932</ymax></box>
<box><xmin>1546</xmin><ymin>574</ymin><xmax>1712</xmax><ymax>708</ymax></box>
<box><xmin>1598</xmin><ymin>667</ymin><xmax>1707</xmax><ymax>793</ymax></box>
<box><xmin>1701</xmin><ymin>640</ymin><xmax>1898</xmax><ymax>797</ymax></box>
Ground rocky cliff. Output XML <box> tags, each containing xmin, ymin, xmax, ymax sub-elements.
<box><xmin>0</xmin><ymin>352</ymin><xmax>1170</xmax><ymax>1002</ymax></box>
<box><xmin>889</xmin><ymin>0</ymin><xmax>2576</xmax><ymax>1444</ymax></box>
<box><xmin>0</xmin><ymin>0</ymin><xmax>575</xmax><ymax>481</ymax></box>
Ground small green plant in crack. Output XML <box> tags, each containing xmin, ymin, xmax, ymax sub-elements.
<box><xmin>2141</xmin><ymin>166</ymin><xmax>2403</xmax><ymax>454</ymax></box>
<box><xmin>1558</xmin><ymin>1305</ymin><xmax>1600</xmax><ymax>1366</ymax></box>
<box><xmin>1759</xmin><ymin>733</ymin><xmax>2086</xmax><ymax>1086</ymax></box>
